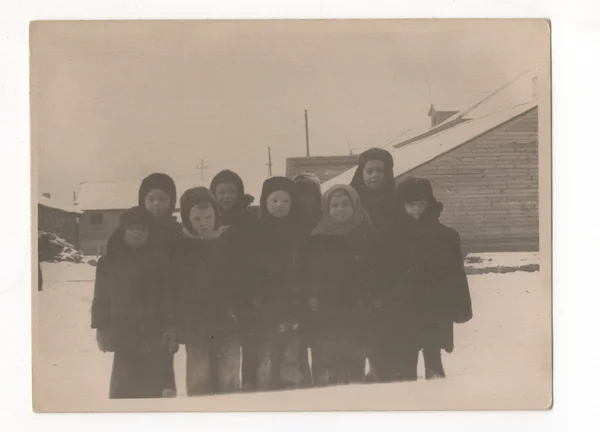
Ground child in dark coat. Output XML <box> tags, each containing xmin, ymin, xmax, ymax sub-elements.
<box><xmin>167</xmin><ymin>187</ymin><xmax>241</xmax><ymax>396</ymax></box>
<box><xmin>210</xmin><ymin>170</ymin><xmax>262</xmax><ymax>391</ymax></box>
<box><xmin>378</xmin><ymin>177</ymin><xmax>473</xmax><ymax>381</ymax></box>
<box><xmin>254</xmin><ymin>176</ymin><xmax>311</xmax><ymax>391</ymax></box>
<box><xmin>91</xmin><ymin>206</ymin><xmax>173</xmax><ymax>399</ymax></box>
<box><xmin>105</xmin><ymin>173</ymin><xmax>181</xmax><ymax>396</ymax></box>
<box><xmin>303</xmin><ymin>185</ymin><xmax>383</xmax><ymax>386</ymax></box>
<box><xmin>293</xmin><ymin>173</ymin><xmax>323</xmax><ymax>236</ymax></box>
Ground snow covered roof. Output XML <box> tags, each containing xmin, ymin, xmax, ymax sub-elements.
<box><xmin>76</xmin><ymin>177</ymin><xmax>264</xmax><ymax>211</ymax></box>
<box><xmin>393</xmin><ymin>71</ymin><xmax>539</xmax><ymax>150</ymax></box>
<box><xmin>38</xmin><ymin>195</ymin><xmax>82</xmax><ymax>214</ymax></box>
<box><xmin>321</xmin><ymin>101</ymin><xmax>538</xmax><ymax>192</ymax></box>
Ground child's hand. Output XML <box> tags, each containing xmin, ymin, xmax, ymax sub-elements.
<box><xmin>96</xmin><ymin>329</ymin><xmax>112</xmax><ymax>353</ymax></box>
<box><xmin>453</xmin><ymin>309</ymin><xmax>473</xmax><ymax>324</ymax></box>
<box><xmin>308</xmin><ymin>297</ymin><xmax>320</xmax><ymax>312</ymax></box>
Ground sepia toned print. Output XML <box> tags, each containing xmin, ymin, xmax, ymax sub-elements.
<box><xmin>31</xmin><ymin>19</ymin><xmax>551</xmax><ymax>412</ymax></box>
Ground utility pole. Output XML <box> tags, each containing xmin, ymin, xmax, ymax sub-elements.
<box><xmin>196</xmin><ymin>159</ymin><xmax>208</xmax><ymax>180</ymax></box>
<box><xmin>304</xmin><ymin>109</ymin><xmax>310</xmax><ymax>157</ymax></box>
<box><xmin>267</xmin><ymin>147</ymin><xmax>273</xmax><ymax>176</ymax></box>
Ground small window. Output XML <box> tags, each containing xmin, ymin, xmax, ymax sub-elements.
<box><xmin>90</xmin><ymin>213</ymin><xmax>103</xmax><ymax>225</ymax></box>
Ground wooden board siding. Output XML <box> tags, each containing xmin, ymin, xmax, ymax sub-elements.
<box><xmin>396</xmin><ymin>107</ymin><xmax>539</xmax><ymax>253</ymax></box>
<box><xmin>286</xmin><ymin>156</ymin><xmax>359</xmax><ymax>182</ymax></box>
<box><xmin>38</xmin><ymin>205</ymin><xmax>79</xmax><ymax>247</ymax></box>
<box><xmin>78</xmin><ymin>209</ymin><xmax>124</xmax><ymax>256</ymax></box>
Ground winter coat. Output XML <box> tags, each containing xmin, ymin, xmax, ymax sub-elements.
<box><xmin>252</xmin><ymin>220</ymin><xmax>305</xmax><ymax>330</ymax></box>
<box><xmin>167</xmin><ymin>234</ymin><xmax>240</xmax><ymax>343</ymax></box>
<box><xmin>254</xmin><ymin>177</ymin><xmax>306</xmax><ymax>330</ymax></box>
<box><xmin>221</xmin><ymin>210</ymin><xmax>263</xmax><ymax>324</ymax></box>
<box><xmin>385</xmin><ymin>217</ymin><xmax>472</xmax><ymax>353</ymax></box>
<box><xmin>91</xmin><ymin>238</ymin><xmax>169</xmax><ymax>354</ymax></box>
<box><xmin>302</xmin><ymin>221</ymin><xmax>384</xmax><ymax>339</ymax></box>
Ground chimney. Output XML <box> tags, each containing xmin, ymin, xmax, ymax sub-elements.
<box><xmin>532</xmin><ymin>76</ymin><xmax>539</xmax><ymax>99</ymax></box>
<box><xmin>428</xmin><ymin>104</ymin><xmax>460</xmax><ymax>127</ymax></box>
<box><xmin>42</xmin><ymin>192</ymin><xmax>51</xmax><ymax>199</ymax></box>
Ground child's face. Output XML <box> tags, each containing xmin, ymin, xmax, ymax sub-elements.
<box><xmin>189</xmin><ymin>204</ymin><xmax>216</xmax><ymax>236</ymax></box>
<box><xmin>124</xmin><ymin>224</ymin><xmax>150</xmax><ymax>248</ymax></box>
<box><xmin>266</xmin><ymin>190</ymin><xmax>292</xmax><ymax>218</ymax></box>
<box><xmin>144</xmin><ymin>189</ymin><xmax>171</xmax><ymax>218</ymax></box>
<box><xmin>215</xmin><ymin>182</ymin><xmax>238</xmax><ymax>211</ymax></box>
<box><xmin>404</xmin><ymin>201</ymin><xmax>429</xmax><ymax>220</ymax></box>
<box><xmin>363</xmin><ymin>160</ymin><xmax>386</xmax><ymax>190</ymax></box>
<box><xmin>329</xmin><ymin>193</ymin><xmax>354</xmax><ymax>223</ymax></box>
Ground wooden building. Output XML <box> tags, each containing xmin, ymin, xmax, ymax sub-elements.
<box><xmin>38</xmin><ymin>193</ymin><xmax>81</xmax><ymax>247</ymax></box>
<box><xmin>75</xmin><ymin>178</ymin><xmax>262</xmax><ymax>255</ymax></box>
<box><xmin>286</xmin><ymin>155</ymin><xmax>359</xmax><ymax>183</ymax></box>
<box><xmin>322</xmin><ymin>96</ymin><xmax>541</xmax><ymax>253</ymax></box>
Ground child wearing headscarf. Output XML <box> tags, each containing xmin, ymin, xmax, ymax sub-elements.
<box><xmin>349</xmin><ymin>148</ymin><xmax>396</xmax><ymax>237</ymax></box>
<box><xmin>91</xmin><ymin>206</ymin><xmax>173</xmax><ymax>399</ymax></box>
<box><xmin>166</xmin><ymin>187</ymin><xmax>241</xmax><ymax>396</ymax></box>
<box><xmin>376</xmin><ymin>177</ymin><xmax>473</xmax><ymax>381</ymax></box>
<box><xmin>210</xmin><ymin>170</ymin><xmax>262</xmax><ymax>391</ymax></box>
<box><xmin>302</xmin><ymin>185</ymin><xmax>383</xmax><ymax>386</ymax></box>
<box><xmin>253</xmin><ymin>176</ymin><xmax>311</xmax><ymax>391</ymax></box>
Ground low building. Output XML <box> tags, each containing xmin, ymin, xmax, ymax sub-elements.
<box><xmin>75</xmin><ymin>178</ymin><xmax>262</xmax><ymax>255</ymax></box>
<box><xmin>38</xmin><ymin>193</ymin><xmax>82</xmax><ymax>248</ymax></box>
<box><xmin>286</xmin><ymin>155</ymin><xmax>359</xmax><ymax>183</ymax></box>
<box><xmin>322</xmin><ymin>75</ymin><xmax>543</xmax><ymax>253</ymax></box>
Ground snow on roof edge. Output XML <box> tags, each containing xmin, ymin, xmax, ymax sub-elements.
<box><xmin>321</xmin><ymin>102</ymin><xmax>538</xmax><ymax>192</ymax></box>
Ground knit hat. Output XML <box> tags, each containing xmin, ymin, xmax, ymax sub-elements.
<box><xmin>106</xmin><ymin>206</ymin><xmax>155</xmax><ymax>255</ymax></box>
<box><xmin>395</xmin><ymin>177</ymin><xmax>444</xmax><ymax>220</ymax></box>
<box><xmin>311</xmin><ymin>184</ymin><xmax>364</xmax><ymax>236</ymax></box>
<box><xmin>179</xmin><ymin>187</ymin><xmax>221</xmax><ymax>235</ymax></box>
<box><xmin>350</xmin><ymin>148</ymin><xmax>395</xmax><ymax>191</ymax></box>
<box><xmin>120</xmin><ymin>205</ymin><xmax>155</xmax><ymax>228</ymax></box>
<box><xmin>210</xmin><ymin>169</ymin><xmax>245</xmax><ymax>197</ymax></box>
<box><xmin>293</xmin><ymin>173</ymin><xmax>322</xmax><ymax>194</ymax></box>
<box><xmin>210</xmin><ymin>169</ymin><xmax>256</xmax><ymax>211</ymax></box>
<box><xmin>138</xmin><ymin>173</ymin><xmax>177</xmax><ymax>210</ymax></box>
<box><xmin>259</xmin><ymin>176</ymin><xmax>300</xmax><ymax>222</ymax></box>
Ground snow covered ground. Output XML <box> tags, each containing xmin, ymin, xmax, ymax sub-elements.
<box><xmin>32</xmin><ymin>260</ymin><xmax>551</xmax><ymax>412</ymax></box>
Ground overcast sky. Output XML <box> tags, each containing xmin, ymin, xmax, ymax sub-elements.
<box><xmin>31</xmin><ymin>20</ymin><xmax>548</xmax><ymax>204</ymax></box>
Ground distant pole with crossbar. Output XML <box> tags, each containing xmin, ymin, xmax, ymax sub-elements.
<box><xmin>197</xmin><ymin>159</ymin><xmax>208</xmax><ymax>180</ymax></box>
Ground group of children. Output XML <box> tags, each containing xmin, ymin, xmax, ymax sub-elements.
<box><xmin>90</xmin><ymin>147</ymin><xmax>473</xmax><ymax>399</ymax></box>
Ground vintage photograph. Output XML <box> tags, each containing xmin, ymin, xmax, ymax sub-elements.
<box><xmin>30</xmin><ymin>19</ymin><xmax>551</xmax><ymax>412</ymax></box>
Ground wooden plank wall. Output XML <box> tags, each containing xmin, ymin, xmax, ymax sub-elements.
<box><xmin>38</xmin><ymin>205</ymin><xmax>79</xmax><ymax>247</ymax></box>
<box><xmin>396</xmin><ymin>107</ymin><xmax>539</xmax><ymax>253</ymax></box>
<box><xmin>78</xmin><ymin>209</ymin><xmax>123</xmax><ymax>255</ymax></box>
<box><xmin>286</xmin><ymin>156</ymin><xmax>359</xmax><ymax>182</ymax></box>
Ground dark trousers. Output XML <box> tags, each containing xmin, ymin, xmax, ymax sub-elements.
<box><xmin>109</xmin><ymin>349</ymin><xmax>172</xmax><ymax>399</ymax></box>
<box><xmin>310</xmin><ymin>330</ymin><xmax>366</xmax><ymax>386</ymax></box>
<box><xmin>163</xmin><ymin>354</ymin><xmax>177</xmax><ymax>394</ymax></box>
<box><xmin>185</xmin><ymin>334</ymin><xmax>241</xmax><ymax>396</ymax></box>
<box><xmin>241</xmin><ymin>331</ymin><xmax>258</xmax><ymax>389</ymax></box>
<box><xmin>256</xmin><ymin>328</ymin><xmax>311</xmax><ymax>391</ymax></box>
